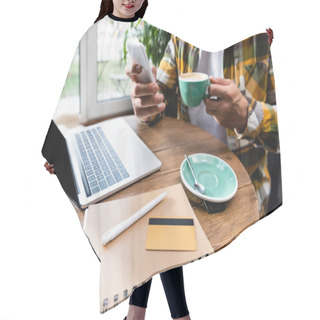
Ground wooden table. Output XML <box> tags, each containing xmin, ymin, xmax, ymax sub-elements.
<box><xmin>77</xmin><ymin>115</ymin><xmax>259</xmax><ymax>253</ymax></box>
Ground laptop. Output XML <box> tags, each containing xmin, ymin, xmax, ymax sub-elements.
<box><xmin>42</xmin><ymin>117</ymin><xmax>161</xmax><ymax>209</ymax></box>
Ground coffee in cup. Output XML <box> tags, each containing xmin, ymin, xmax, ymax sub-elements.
<box><xmin>178</xmin><ymin>72</ymin><xmax>210</xmax><ymax>107</ymax></box>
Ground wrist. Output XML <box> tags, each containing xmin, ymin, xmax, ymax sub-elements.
<box><xmin>137</xmin><ymin>116</ymin><xmax>151</xmax><ymax>125</ymax></box>
<box><xmin>234</xmin><ymin>97</ymin><xmax>249</xmax><ymax>137</ymax></box>
<box><xmin>235</xmin><ymin>121</ymin><xmax>247</xmax><ymax>134</ymax></box>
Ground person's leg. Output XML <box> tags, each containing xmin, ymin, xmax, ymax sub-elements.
<box><xmin>126</xmin><ymin>279</ymin><xmax>152</xmax><ymax>320</ymax></box>
<box><xmin>160</xmin><ymin>266</ymin><xmax>190</xmax><ymax>319</ymax></box>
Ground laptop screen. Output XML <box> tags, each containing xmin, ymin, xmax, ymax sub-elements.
<box><xmin>42</xmin><ymin>120</ymin><xmax>80</xmax><ymax>208</ymax></box>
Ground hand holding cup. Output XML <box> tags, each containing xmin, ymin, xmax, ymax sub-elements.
<box><xmin>179</xmin><ymin>72</ymin><xmax>248</xmax><ymax>130</ymax></box>
<box><xmin>204</xmin><ymin>77</ymin><xmax>248</xmax><ymax>130</ymax></box>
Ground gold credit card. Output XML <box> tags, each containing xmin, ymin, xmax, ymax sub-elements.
<box><xmin>146</xmin><ymin>217</ymin><xmax>197</xmax><ymax>251</ymax></box>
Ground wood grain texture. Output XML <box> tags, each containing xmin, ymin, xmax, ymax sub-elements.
<box><xmin>76</xmin><ymin>115</ymin><xmax>259</xmax><ymax>251</ymax></box>
<box><xmin>193</xmin><ymin>184</ymin><xmax>259</xmax><ymax>252</ymax></box>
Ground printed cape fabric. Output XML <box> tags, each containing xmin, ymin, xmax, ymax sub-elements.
<box><xmin>41</xmin><ymin>13</ymin><xmax>282</xmax><ymax>312</ymax></box>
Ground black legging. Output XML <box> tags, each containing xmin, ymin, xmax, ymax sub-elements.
<box><xmin>129</xmin><ymin>266</ymin><xmax>189</xmax><ymax>319</ymax></box>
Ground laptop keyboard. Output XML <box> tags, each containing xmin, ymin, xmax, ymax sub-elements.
<box><xmin>75</xmin><ymin>126</ymin><xmax>130</xmax><ymax>195</ymax></box>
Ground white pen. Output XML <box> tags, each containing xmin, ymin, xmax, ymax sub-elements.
<box><xmin>101</xmin><ymin>192</ymin><xmax>167</xmax><ymax>246</ymax></box>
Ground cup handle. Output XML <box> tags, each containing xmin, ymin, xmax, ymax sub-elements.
<box><xmin>203</xmin><ymin>80</ymin><xmax>211</xmax><ymax>99</ymax></box>
<box><xmin>204</xmin><ymin>79</ymin><xmax>220</xmax><ymax>100</ymax></box>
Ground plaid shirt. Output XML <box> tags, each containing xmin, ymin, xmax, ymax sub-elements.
<box><xmin>149</xmin><ymin>32</ymin><xmax>279</xmax><ymax>217</ymax></box>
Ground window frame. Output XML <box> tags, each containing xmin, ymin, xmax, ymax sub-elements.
<box><xmin>79</xmin><ymin>24</ymin><xmax>132</xmax><ymax>124</ymax></box>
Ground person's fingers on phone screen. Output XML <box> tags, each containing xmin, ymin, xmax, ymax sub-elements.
<box><xmin>125</xmin><ymin>63</ymin><xmax>142</xmax><ymax>81</ymax></box>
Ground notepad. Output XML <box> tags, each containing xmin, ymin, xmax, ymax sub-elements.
<box><xmin>83</xmin><ymin>184</ymin><xmax>214</xmax><ymax>313</ymax></box>
<box><xmin>146</xmin><ymin>217</ymin><xmax>197</xmax><ymax>251</ymax></box>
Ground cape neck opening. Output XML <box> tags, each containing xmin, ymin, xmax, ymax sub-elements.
<box><xmin>108</xmin><ymin>12</ymin><xmax>140</xmax><ymax>22</ymax></box>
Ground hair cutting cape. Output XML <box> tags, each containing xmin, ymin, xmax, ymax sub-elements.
<box><xmin>42</xmin><ymin>13</ymin><xmax>282</xmax><ymax>313</ymax></box>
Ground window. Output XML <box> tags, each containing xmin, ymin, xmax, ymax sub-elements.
<box><xmin>54</xmin><ymin>19</ymin><xmax>169</xmax><ymax>125</ymax></box>
<box><xmin>96</xmin><ymin>19</ymin><xmax>132</xmax><ymax>102</ymax></box>
<box><xmin>53</xmin><ymin>47</ymin><xmax>80</xmax><ymax>123</ymax></box>
<box><xmin>80</xmin><ymin>19</ymin><xmax>142</xmax><ymax>123</ymax></box>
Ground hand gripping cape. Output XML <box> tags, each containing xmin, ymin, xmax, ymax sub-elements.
<box><xmin>42</xmin><ymin>12</ymin><xmax>282</xmax><ymax>313</ymax></box>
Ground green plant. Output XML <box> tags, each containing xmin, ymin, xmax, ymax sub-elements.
<box><xmin>123</xmin><ymin>21</ymin><xmax>171</xmax><ymax>67</ymax></box>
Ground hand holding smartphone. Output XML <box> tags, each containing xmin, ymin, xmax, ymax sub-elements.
<box><xmin>126</xmin><ymin>37</ymin><xmax>154</xmax><ymax>84</ymax></box>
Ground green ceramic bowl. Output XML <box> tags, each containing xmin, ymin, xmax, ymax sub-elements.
<box><xmin>180</xmin><ymin>153</ymin><xmax>238</xmax><ymax>203</ymax></box>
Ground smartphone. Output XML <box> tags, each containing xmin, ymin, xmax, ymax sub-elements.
<box><xmin>126</xmin><ymin>37</ymin><xmax>154</xmax><ymax>84</ymax></box>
